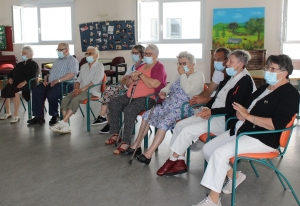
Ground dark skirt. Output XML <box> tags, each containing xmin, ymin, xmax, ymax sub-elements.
<box><xmin>1</xmin><ymin>83</ymin><xmax>31</xmax><ymax>102</ymax></box>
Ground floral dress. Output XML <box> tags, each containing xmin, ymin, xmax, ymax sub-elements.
<box><xmin>142</xmin><ymin>78</ymin><xmax>192</xmax><ymax>131</ymax></box>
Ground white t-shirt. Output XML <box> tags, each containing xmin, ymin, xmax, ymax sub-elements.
<box><xmin>212</xmin><ymin>70</ymin><xmax>224</xmax><ymax>84</ymax></box>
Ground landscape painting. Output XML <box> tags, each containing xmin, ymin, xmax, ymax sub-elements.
<box><xmin>212</xmin><ymin>7</ymin><xmax>265</xmax><ymax>50</ymax></box>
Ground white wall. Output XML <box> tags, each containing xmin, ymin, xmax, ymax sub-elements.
<box><xmin>1</xmin><ymin>0</ymin><xmax>298</xmax><ymax>82</ymax></box>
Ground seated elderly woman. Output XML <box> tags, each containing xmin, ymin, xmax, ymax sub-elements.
<box><xmin>50</xmin><ymin>46</ymin><xmax>104</xmax><ymax>134</ymax></box>
<box><xmin>106</xmin><ymin>44</ymin><xmax>167</xmax><ymax>154</ymax></box>
<box><xmin>157</xmin><ymin>50</ymin><xmax>257</xmax><ymax>176</ymax></box>
<box><xmin>123</xmin><ymin>51</ymin><xmax>205</xmax><ymax>164</ymax></box>
<box><xmin>192</xmin><ymin>55</ymin><xmax>300</xmax><ymax>206</ymax></box>
<box><xmin>92</xmin><ymin>45</ymin><xmax>145</xmax><ymax>134</ymax></box>
<box><xmin>0</xmin><ymin>46</ymin><xmax>39</xmax><ymax>123</ymax></box>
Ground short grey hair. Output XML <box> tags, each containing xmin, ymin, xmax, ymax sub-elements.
<box><xmin>146</xmin><ymin>43</ymin><xmax>159</xmax><ymax>55</ymax></box>
<box><xmin>177</xmin><ymin>51</ymin><xmax>196</xmax><ymax>66</ymax></box>
<box><xmin>59</xmin><ymin>43</ymin><xmax>70</xmax><ymax>50</ymax></box>
<box><xmin>229</xmin><ymin>49</ymin><xmax>251</xmax><ymax>68</ymax></box>
<box><xmin>87</xmin><ymin>46</ymin><xmax>100</xmax><ymax>60</ymax></box>
<box><xmin>22</xmin><ymin>46</ymin><xmax>34</xmax><ymax>56</ymax></box>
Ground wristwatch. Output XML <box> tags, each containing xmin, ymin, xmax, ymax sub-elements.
<box><xmin>58</xmin><ymin>79</ymin><xmax>61</xmax><ymax>82</ymax></box>
<box><xmin>138</xmin><ymin>72</ymin><xmax>143</xmax><ymax>78</ymax></box>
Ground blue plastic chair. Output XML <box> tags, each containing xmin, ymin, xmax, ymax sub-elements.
<box><xmin>230</xmin><ymin>114</ymin><xmax>299</xmax><ymax>206</ymax></box>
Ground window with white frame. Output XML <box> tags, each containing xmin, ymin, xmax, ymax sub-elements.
<box><xmin>137</xmin><ymin>0</ymin><xmax>203</xmax><ymax>58</ymax></box>
<box><xmin>282</xmin><ymin>0</ymin><xmax>300</xmax><ymax>60</ymax></box>
<box><xmin>12</xmin><ymin>3</ymin><xmax>74</xmax><ymax>58</ymax></box>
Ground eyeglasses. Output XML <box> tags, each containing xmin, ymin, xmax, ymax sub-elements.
<box><xmin>85</xmin><ymin>52</ymin><xmax>95</xmax><ymax>56</ymax></box>
<box><xmin>264</xmin><ymin>65</ymin><xmax>284</xmax><ymax>73</ymax></box>
<box><xmin>131</xmin><ymin>52</ymin><xmax>140</xmax><ymax>55</ymax></box>
<box><xmin>56</xmin><ymin>48</ymin><xmax>67</xmax><ymax>52</ymax></box>
<box><xmin>144</xmin><ymin>52</ymin><xmax>153</xmax><ymax>57</ymax></box>
<box><xmin>177</xmin><ymin>62</ymin><xmax>189</xmax><ymax>66</ymax></box>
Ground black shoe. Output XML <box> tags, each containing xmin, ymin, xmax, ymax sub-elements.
<box><xmin>121</xmin><ymin>147</ymin><xmax>142</xmax><ymax>156</ymax></box>
<box><xmin>136</xmin><ymin>154</ymin><xmax>151</xmax><ymax>165</ymax></box>
<box><xmin>92</xmin><ymin>116</ymin><xmax>108</xmax><ymax>125</ymax></box>
<box><xmin>49</xmin><ymin>115</ymin><xmax>59</xmax><ymax>126</ymax></box>
<box><xmin>99</xmin><ymin>124</ymin><xmax>110</xmax><ymax>134</ymax></box>
<box><xmin>27</xmin><ymin>117</ymin><xmax>45</xmax><ymax>125</ymax></box>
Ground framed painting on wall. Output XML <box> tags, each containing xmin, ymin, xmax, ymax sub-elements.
<box><xmin>212</xmin><ymin>7</ymin><xmax>265</xmax><ymax>50</ymax></box>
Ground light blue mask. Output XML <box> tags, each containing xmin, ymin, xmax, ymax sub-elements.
<box><xmin>22</xmin><ymin>55</ymin><xmax>28</xmax><ymax>61</ymax></box>
<box><xmin>264</xmin><ymin>71</ymin><xmax>281</xmax><ymax>86</ymax></box>
<box><xmin>226</xmin><ymin>67</ymin><xmax>238</xmax><ymax>76</ymax></box>
<box><xmin>57</xmin><ymin>51</ymin><xmax>64</xmax><ymax>58</ymax></box>
<box><xmin>183</xmin><ymin>65</ymin><xmax>189</xmax><ymax>73</ymax></box>
<box><xmin>144</xmin><ymin>57</ymin><xmax>153</xmax><ymax>64</ymax></box>
<box><xmin>86</xmin><ymin>56</ymin><xmax>94</xmax><ymax>63</ymax></box>
<box><xmin>132</xmin><ymin>54</ymin><xmax>140</xmax><ymax>62</ymax></box>
<box><xmin>214</xmin><ymin>61</ymin><xmax>225</xmax><ymax>71</ymax></box>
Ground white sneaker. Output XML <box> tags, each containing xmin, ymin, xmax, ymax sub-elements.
<box><xmin>222</xmin><ymin>171</ymin><xmax>246</xmax><ymax>194</ymax></box>
<box><xmin>10</xmin><ymin>116</ymin><xmax>20</xmax><ymax>123</ymax></box>
<box><xmin>192</xmin><ymin>195</ymin><xmax>222</xmax><ymax>206</ymax></box>
<box><xmin>0</xmin><ymin>113</ymin><xmax>12</xmax><ymax>120</ymax></box>
<box><xmin>50</xmin><ymin>120</ymin><xmax>71</xmax><ymax>134</ymax></box>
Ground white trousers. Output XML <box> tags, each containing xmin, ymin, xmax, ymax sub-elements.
<box><xmin>200</xmin><ymin>130</ymin><xmax>276</xmax><ymax>193</ymax></box>
<box><xmin>169</xmin><ymin>115</ymin><xmax>225</xmax><ymax>156</ymax></box>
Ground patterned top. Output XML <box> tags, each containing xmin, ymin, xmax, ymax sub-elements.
<box><xmin>48</xmin><ymin>54</ymin><xmax>79</xmax><ymax>83</ymax></box>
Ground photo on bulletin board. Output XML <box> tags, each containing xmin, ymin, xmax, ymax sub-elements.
<box><xmin>79</xmin><ymin>20</ymin><xmax>136</xmax><ymax>51</ymax></box>
<box><xmin>212</xmin><ymin>7</ymin><xmax>265</xmax><ymax>50</ymax></box>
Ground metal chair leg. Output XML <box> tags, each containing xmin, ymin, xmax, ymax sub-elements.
<box><xmin>20</xmin><ymin>96</ymin><xmax>26</xmax><ymax>111</ymax></box>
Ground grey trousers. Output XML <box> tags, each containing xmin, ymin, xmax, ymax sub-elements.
<box><xmin>108</xmin><ymin>95</ymin><xmax>155</xmax><ymax>145</ymax></box>
<box><xmin>61</xmin><ymin>91</ymin><xmax>88</xmax><ymax>113</ymax></box>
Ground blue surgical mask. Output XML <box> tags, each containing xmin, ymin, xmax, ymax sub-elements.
<box><xmin>22</xmin><ymin>55</ymin><xmax>28</xmax><ymax>61</ymax></box>
<box><xmin>57</xmin><ymin>51</ymin><xmax>65</xmax><ymax>58</ymax></box>
<box><xmin>86</xmin><ymin>56</ymin><xmax>94</xmax><ymax>63</ymax></box>
<box><xmin>144</xmin><ymin>57</ymin><xmax>153</xmax><ymax>64</ymax></box>
<box><xmin>132</xmin><ymin>54</ymin><xmax>140</xmax><ymax>62</ymax></box>
<box><xmin>264</xmin><ymin>71</ymin><xmax>281</xmax><ymax>86</ymax></box>
<box><xmin>226</xmin><ymin>67</ymin><xmax>238</xmax><ymax>76</ymax></box>
<box><xmin>214</xmin><ymin>61</ymin><xmax>225</xmax><ymax>71</ymax></box>
<box><xmin>183</xmin><ymin>65</ymin><xmax>189</xmax><ymax>73</ymax></box>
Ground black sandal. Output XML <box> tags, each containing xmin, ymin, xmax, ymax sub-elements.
<box><xmin>136</xmin><ymin>154</ymin><xmax>151</xmax><ymax>165</ymax></box>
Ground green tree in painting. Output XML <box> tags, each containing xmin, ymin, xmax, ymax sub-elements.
<box><xmin>246</xmin><ymin>18</ymin><xmax>264</xmax><ymax>41</ymax></box>
<box><xmin>222</xmin><ymin>26</ymin><xmax>225</xmax><ymax>38</ymax></box>
<box><xmin>215</xmin><ymin>29</ymin><xmax>220</xmax><ymax>39</ymax></box>
<box><xmin>228</xmin><ymin>22</ymin><xmax>238</xmax><ymax>34</ymax></box>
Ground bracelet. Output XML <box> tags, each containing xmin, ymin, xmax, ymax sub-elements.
<box><xmin>58</xmin><ymin>79</ymin><xmax>61</xmax><ymax>82</ymax></box>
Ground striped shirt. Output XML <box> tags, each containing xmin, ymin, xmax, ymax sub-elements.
<box><xmin>48</xmin><ymin>54</ymin><xmax>79</xmax><ymax>83</ymax></box>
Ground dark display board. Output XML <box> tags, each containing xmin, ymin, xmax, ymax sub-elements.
<box><xmin>0</xmin><ymin>26</ymin><xmax>13</xmax><ymax>51</ymax></box>
<box><xmin>79</xmin><ymin>20</ymin><xmax>135</xmax><ymax>52</ymax></box>
<box><xmin>0</xmin><ymin>26</ymin><xmax>7</xmax><ymax>50</ymax></box>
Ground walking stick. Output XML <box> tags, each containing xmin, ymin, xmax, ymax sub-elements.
<box><xmin>0</xmin><ymin>83</ymin><xmax>13</xmax><ymax>113</ymax></box>
<box><xmin>129</xmin><ymin>102</ymin><xmax>156</xmax><ymax>165</ymax></box>
<box><xmin>115</xmin><ymin>79</ymin><xmax>139</xmax><ymax>147</ymax></box>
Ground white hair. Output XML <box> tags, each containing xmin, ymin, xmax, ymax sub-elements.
<box><xmin>146</xmin><ymin>43</ymin><xmax>159</xmax><ymax>55</ymax></box>
<box><xmin>87</xmin><ymin>46</ymin><xmax>99</xmax><ymax>60</ymax></box>
<box><xmin>177</xmin><ymin>51</ymin><xmax>196</xmax><ymax>66</ymax></box>
<box><xmin>22</xmin><ymin>46</ymin><xmax>34</xmax><ymax>56</ymax></box>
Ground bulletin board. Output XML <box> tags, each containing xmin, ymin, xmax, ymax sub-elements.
<box><xmin>0</xmin><ymin>26</ymin><xmax>7</xmax><ymax>50</ymax></box>
<box><xmin>79</xmin><ymin>20</ymin><xmax>136</xmax><ymax>52</ymax></box>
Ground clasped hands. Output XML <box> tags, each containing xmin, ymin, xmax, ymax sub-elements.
<box><xmin>72</xmin><ymin>88</ymin><xmax>84</xmax><ymax>97</ymax></box>
<box><xmin>8</xmin><ymin>78</ymin><xmax>26</xmax><ymax>88</ymax></box>
<box><xmin>131</xmin><ymin>71</ymin><xmax>141</xmax><ymax>81</ymax></box>
<box><xmin>232</xmin><ymin>102</ymin><xmax>250</xmax><ymax>121</ymax></box>
<box><xmin>195</xmin><ymin>107</ymin><xmax>211</xmax><ymax>120</ymax></box>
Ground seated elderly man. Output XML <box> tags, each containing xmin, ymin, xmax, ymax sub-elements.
<box><xmin>50</xmin><ymin>46</ymin><xmax>104</xmax><ymax>133</ymax></box>
<box><xmin>27</xmin><ymin>43</ymin><xmax>79</xmax><ymax>125</ymax></box>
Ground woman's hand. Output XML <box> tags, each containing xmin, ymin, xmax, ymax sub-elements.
<box><xmin>131</xmin><ymin>71</ymin><xmax>140</xmax><ymax>81</ymax></box>
<box><xmin>178</xmin><ymin>65</ymin><xmax>185</xmax><ymax>75</ymax></box>
<box><xmin>232</xmin><ymin>102</ymin><xmax>250</xmax><ymax>120</ymax></box>
<box><xmin>196</xmin><ymin>107</ymin><xmax>211</xmax><ymax>119</ymax></box>
<box><xmin>72</xmin><ymin>88</ymin><xmax>81</xmax><ymax>97</ymax></box>
<box><xmin>8</xmin><ymin>78</ymin><xmax>13</xmax><ymax>84</ymax></box>
<box><xmin>158</xmin><ymin>92</ymin><xmax>166</xmax><ymax>99</ymax></box>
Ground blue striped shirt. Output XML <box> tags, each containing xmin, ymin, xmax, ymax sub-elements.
<box><xmin>48</xmin><ymin>54</ymin><xmax>79</xmax><ymax>83</ymax></box>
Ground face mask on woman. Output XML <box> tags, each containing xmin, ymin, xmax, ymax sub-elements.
<box><xmin>264</xmin><ymin>71</ymin><xmax>282</xmax><ymax>86</ymax></box>
<box><xmin>144</xmin><ymin>56</ymin><xmax>153</xmax><ymax>64</ymax></box>
<box><xmin>57</xmin><ymin>51</ymin><xmax>64</xmax><ymax>58</ymax></box>
<box><xmin>183</xmin><ymin>65</ymin><xmax>189</xmax><ymax>73</ymax></box>
<box><xmin>132</xmin><ymin>54</ymin><xmax>140</xmax><ymax>62</ymax></box>
<box><xmin>22</xmin><ymin>55</ymin><xmax>28</xmax><ymax>61</ymax></box>
<box><xmin>214</xmin><ymin>61</ymin><xmax>225</xmax><ymax>71</ymax></box>
<box><xmin>86</xmin><ymin>56</ymin><xmax>94</xmax><ymax>63</ymax></box>
<box><xmin>226</xmin><ymin>67</ymin><xmax>238</xmax><ymax>76</ymax></box>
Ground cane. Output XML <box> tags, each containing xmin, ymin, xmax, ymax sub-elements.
<box><xmin>40</xmin><ymin>82</ymin><xmax>49</xmax><ymax>125</ymax></box>
<box><xmin>115</xmin><ymin>78</ymin><xmax>139</xmax><ymax>147</ymax></box>
<box><xmin>129</xmin><ymin>102</ymin><xmax>156</xmax><ymax>165</ymax></box>
<box><xmin>0</xmin><ymin>83</ymin><xmax>13</xmax><ymax>113</ymax></box>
